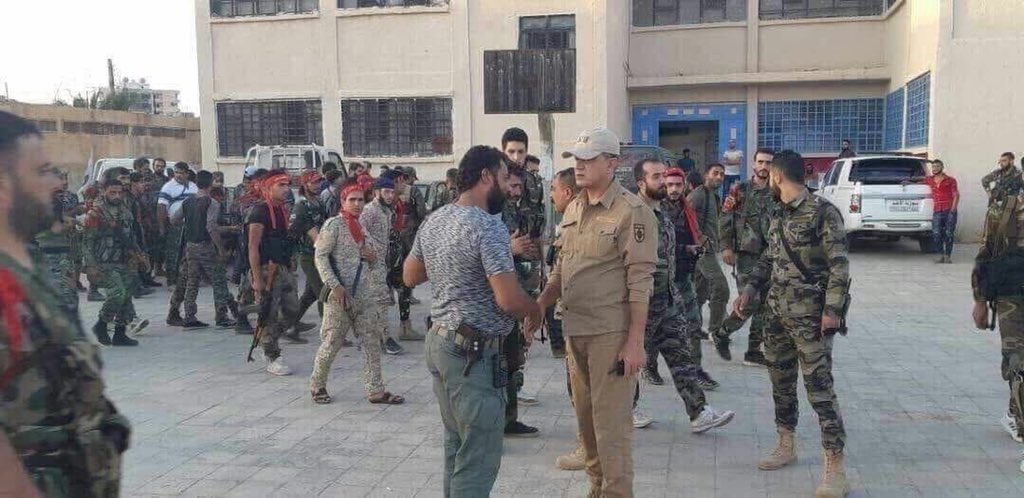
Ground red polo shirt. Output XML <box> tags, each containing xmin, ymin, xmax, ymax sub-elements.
<box><xmin>924</xmin><ymin>175</ymin><xmax>958</xmax><ymax>212</ymax></box>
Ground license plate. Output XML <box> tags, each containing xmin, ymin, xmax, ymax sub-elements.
<box><xmin>886</xmin><ymin>199</ymin><xmax>920</xmax><ymax>212</ymax></box>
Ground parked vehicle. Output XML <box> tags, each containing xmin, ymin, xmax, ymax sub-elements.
<box><xmin>815</xmin><ymin>155</ymin><xmax>935</xmax><ymax>252</ymax></box>
<box><xmin>243</xmin><ymin>144</ymin><xmax>346</xmax><ymax>185</ymax></box>
<box><xmin>79</xmin><ymin>157</ymin><xmax>181</xmax><ymax>197</ymax></box>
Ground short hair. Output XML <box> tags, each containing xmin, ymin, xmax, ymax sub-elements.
<box><xmin>686</xmin><ymin>170</ymin><xmax>703</xmax><ymax>189</ymax></box>
<box><xmin>842</xmin><ymin>138</ymin><xmax>851</xmax><ymax>143</ymax></box>
<box><xmin>458</xmin><ymin>145</ymin><xmax>506</xmax><ymax>194</ymax></box>
<box><xmin>771</xmin><ymin>150</ymin><xmax>806</xmax><ymax>183</ymax></box>
<box><xmin>253</xmin><ymin>168</ymin><xmax>269</xmax><ymax>180</ymax></box>
<box><xmin>704</xmin><ymin>163</ymin><xmax>725</xmax><ymax>175</ymax></box>
<box><xmin>931</xmin><ymin>159</ymin><xmax>944</xmax><ymax>167</ymax></box>
<box><xmin>633</xmin><ymin>158</ymin><xmax>661</xmax><ymax>184</ymax></box>
<box><xmin>683</xmin><ymin>148</ymin><xmax>691</xmax><ymax>154</ymax></box>
<box><xmin>105</xmin><ymin>167</ymin><xmax>130</xmax><ymax>181</ymax></box>
<box><xmin>132</xmin><ymin>157</ymin><xmax>149</xmax><ymax>170</ymax></box>
<box><xmin>553</xmin><ymin>168</ymin><xmax>578</xmax><ymax>193</ymax></box>
<box><xmin>0</xmin><ymin>111</ymin><xmax>41</xmax><ymax>164</ymax></box>
<box><xmin>1001</xmin><ymin>152</ymin><xmax>1016</xmax><ymax>161</ymax></box>
<box><xmin>210</xmin><ymin>186</ymin><xmax>226</xmax><ymax>199</ymax></box>
<box><xmin>152</xmin><ymin>157</ymin><xmax>166</xmax><ymax>166</ymax></box>
<box><xmin>754</xmin><ymin>148</ymin><xmax>775</xmax><ymax>158</ymax></box>
<box><xmin>501</xmin><ymin>127</ymin><xmax>529</xmax><ymax>150</ymax></box>
<box><xmin>196</xmin><ymin>170</ymin><xmax>214</xmax><ymax>189</ymax></box>
<box><xmin>445</xmin><ymin>168</ymin><xmax>459</xmax><ymax>182</ymax></box>
<box><xmin>348</xmin><ymin>162</ymin><xmax>361</xmax><ymax>173</ymax></box>
<box><xmin>325</xmin><ymin>170</ymin><xmax>342</xmax><ymax>183</ymax></box>
<box><xmin>129</xmin><ymin>172</ymin><xmax>144</xmax><ymax>183</ymax></box>
<box><xmin>212</xmin><ymin>171</ymin><xmax>225</xmax><ymax>180</ymax></box>
<box><xmin>508</xmin><ymin>166</ymin><xmax>526</xmax><ymax>181</ymax></box>
<box><xmin>173</xmin><ymin>161</ymin><xmax>190</xmax><ymax>172</ymax></box>
<box><xmin>322</xmin><ymin>162</ymin><xmax>338</xmax><ymax>174</ymax></box>
<box><xmin>102</xmin><ymin>179</ymin><xmax>123</xmax><ymax>189</ymax></box>
<box><xmin>525</xmin><ymin>155</ymin><xmax>540</xmax><ymax>165</ymax></box>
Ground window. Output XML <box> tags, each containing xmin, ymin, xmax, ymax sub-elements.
<box><xmin>759</xmin><ymin>0</ymin><xmax>883</xmax><ymax>20</ymax></box>
<box><xmin>848</xmin><ymin>158</ymin><xmax>926</xmax><ymax>184</ymax></box>
<box><xmin>341</xmin><ymin>98</ymin><xmax>452</xmax><ymax>157</ymax></box>
<box><xmin>216</xmin><ymin>100</ymin><xmax>323</xmax><ymax>157</ymax></box>
<box><xmin>822</xmin><ymin>162</ymin><xmax>841</xmax><ymax>186</ymax></box>
<box><xmin>883</xmin><ymin>88</ymin><xmax>904</xmax><ymax>151</ymax></box>
<box><xmin>338</xmin><ymin>0</ymin><xmax>448</xmax><ymax>8</ymax></box>
<box><xmin>633</xmin><ymin>0</ymin><xmax>746</xmax><ymax>27</ymax></box>
<box><xmin>62</xmin><ymin>121</ymin><xmax>130</xmax><ymax>136</ymax></box>
<box><xmin>133</xmin><ymin>126</ymin><xmax>188</xmax><ymax>139</ymax></box>
<box><xmin>519</xmin><ymin>15</ymin><xmax>575</xmax><ymax>49</ymax></box>
<box><xmin>484</xmin><ymin>49</ymin><xmax>576</xmax><ymax>113</ymax></box>
<box><xmin>211</xmin><ymin>0</ymin><xmax>317</xmax><ymax>18</ymax></box>
<box><xmin>904</xmin><ymin>72</ymin><xmax>930</xmax><ymax>147</ymax></box>
<box><xmin>30</xmin><ymin>120</ymin><xmax>58</xmax><ymax>133</ymax></box>
<box><xmin>758</xmin><ymin>99</ymin><xmax>883</xmax><ymax>153</ymax></box>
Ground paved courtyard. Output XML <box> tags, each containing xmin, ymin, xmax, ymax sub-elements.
<box><xmin>87</xmin><ymin>240</ymin><xmax>1024</xmax><ymax>497</ymax></box>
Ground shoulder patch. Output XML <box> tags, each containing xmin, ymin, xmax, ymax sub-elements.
<box><xmin>633</xmin><ymin>223</ymin><xmax>646</xmax><ymax>242</ymax></box>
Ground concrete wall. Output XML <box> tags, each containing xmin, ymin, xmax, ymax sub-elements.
<box><xmin>883</xmin><ymin>0</ymin><xmax>939</xmax><ymax>93</ymax></box>
<box><xmin>931</xmin><ymin>0</ymin><xmax>1024</xmax><ymax>240</ymax></box>
<box><xmin>629</xmin><ymin>25</ymin><xmax>748</xmax><ymax>78</ymax></box>
<box><xmin>0</xmin><ymin>101</ymin><xmax>201</xmax><ymax>185</ymax></box>
<box><xmin>759</xmin><ymin>19</ymin><xmax>886</xmax><ymax>72</ymax></box>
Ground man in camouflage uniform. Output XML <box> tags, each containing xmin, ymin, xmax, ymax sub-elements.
<box><xmin>291</xmin><ymin>170</ymin><xmax>328</xmax><ymax>321</ymax></box>
<box><xmin>716</xmin><ymin>148</ymin><xmax>776</xmax><ymax>366</ymax></box>
<box><xmin>688</xmin><ymin>163</ymin><xmax>727</xmax><ymax>389</ymax></box>
<box><xmin>36</xmin><ymin>173</ymin><xmax>81</xmax><ymax>314</ymax></box>
<box><xmin>83</xmin><ymin>179</ymin><xmax>142</xmax><ymax>347</ymax></box>
<box><xmin>394</xmin><ymin>167</ymin><xmax>426</xmax><ymax>340</ymax></box>
<box><xmin>428</xmin><ymin>167</ymin><xmax>460</xmax><ymax>213</ymax></box>
<box><xmin>0</xmin><ymin>111</ymin><xmax>131</xmax><ymax>498</ymax></box>
<box><xmin>635</xmin><ymin>159</ymin><xmax>735</xmax><ymax>432</ymax></box>
<box><xmin>972</xmin><ymin>154</ymin><xmax>1024</xmax><ymax>462</ymax></box>
<box><xmin>735</xmin><ymin>150</ymin><xmax>850</xmax><ymax>498</ymax></box>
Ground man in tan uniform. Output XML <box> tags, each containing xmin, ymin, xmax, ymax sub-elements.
<box><xmin>532</xmin><ymin>127</ymin><xmax>657</xmax><ymax>498</ymax></box>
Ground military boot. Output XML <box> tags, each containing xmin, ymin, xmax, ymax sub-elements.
<box><xmin>93</xmin><ymin>320</ymin><xmax>111</xmax><ymax>346</ymax></box>
<box><xmin>166</xmin><ymin>309</ymin><xmax>184</xmax><ymax>327</ymax></box>
<box><xmin>399</xmin><ymin>320</ymin><xmax>424</xmax><ymax>341</ymax></box>
<box><xmin>814</xmin><ymin>450</ymin><xmax>848</xmax><ymax>498</ymax></box>
<box><xmin>555</xmin><ymin>439</ymin><xmax>585</xmax><ymax>471</ymax></box>
<box><xmin>758</xmin><ymin>427</ymin><xmax>797</xmax><ymax>470</ymax></box>
<box><xmin>235</xmin><ymin>316</ymin><xmax>254</xmax><ymax>335</ymax></box>
<box><xmin>111</xmin><ymin>325</ymin><xmax>138</xmax><ymax>346</ymax></box>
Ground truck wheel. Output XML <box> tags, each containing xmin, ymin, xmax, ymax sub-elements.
<box><xmin>918</xmin><ymin>237</ymin><xmax>936</xmax><ymax>253</ymax></box>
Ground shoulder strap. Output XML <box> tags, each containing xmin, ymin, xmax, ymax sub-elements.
<box><xmin>777</xmin><ymin>217</ymin><xmax>817</xmax><ymax>284</ymax></box>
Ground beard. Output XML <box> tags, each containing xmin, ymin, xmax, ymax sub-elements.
<box><xmin>645</xmin><ymin>184</ymin><xmax>667</xmax><ymax>201</ymax></box>
<box><xmin>486</xmin><ymin>180</ymin><xmax>507</xmax><ymax>215</ymax></box>
<box><xmin>755</xmin><ymin>169</ymin><xmax>769</xmax><ymax>179</ymax></box>
<box><xmin>11</xmin><ymin>181</ymin><xmax>55</xmax><ymax>240</ymax></box>
<box><xmin>770</xmin><ymin>180</ymin><xmax>782</xmax><ymax>201</ymax></box>
<box><xmin>105</xmin><ymin>197</ymin><xmax>122</xmax><ymax>206</ymax></box>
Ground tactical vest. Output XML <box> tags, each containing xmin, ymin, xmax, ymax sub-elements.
<box><xmin>182</xmin><ymin>196</ymin><xmax>213</xmax><ymax>244</ymax></box>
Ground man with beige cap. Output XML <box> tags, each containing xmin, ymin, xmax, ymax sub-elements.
<box><xmin>530</xmin><ymin>127</ymin><xmax>657</xmax><ymax>498</ymax></box>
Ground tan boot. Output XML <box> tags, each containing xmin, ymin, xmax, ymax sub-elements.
<box><xmin>555</xmin><ymin>441</ymin><xmax>585</xmax><ymax>471</ymax></box>
<box><xmin>399</xmin><ymin>320</ymin><xmax>424</xmax><ymax>341</ymax></box>
<box><xmin>758</xmin><ymin>427</ymin><xmax>797</xmax><ymax>470</ymax></box>
<box><xmin>814</xmin><ymin>449</ymin><xmax>848</xmax><ymax>498</ymax></box>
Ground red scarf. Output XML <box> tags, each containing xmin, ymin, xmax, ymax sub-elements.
<box><xmin>677</xmin><ymin>196</ymin><xmax>702</xmax><ymax>242</ymax></box>
<box><xmin>260</xmin><ymin>174</ymin><xmax>290</xmax><ymax>230</ymax></box>
<box><xmin>342</xmin><ymin>210</ymin><xmax>364</xmax><ymax>244</ymax></box>
<box><xmin>393</xmin><ymin>198</ymin><xmax>406</xmax><ymax>232</ymax></box>
<box><xmin>0</xmin><ymin>268</ymin><xmax>25</xmax><ymax>388</ymax></box>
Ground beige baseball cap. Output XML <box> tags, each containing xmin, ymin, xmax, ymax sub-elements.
<box><xmin>561</xmin><ymin>127</ymin><xmax>621</xmax><ymax>160</ymax></box>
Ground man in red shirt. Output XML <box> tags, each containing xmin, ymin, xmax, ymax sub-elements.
<box><xmin>924</xmin><ymin>159</ymin><xmax>960</xmax><ymax>263</ymax></box>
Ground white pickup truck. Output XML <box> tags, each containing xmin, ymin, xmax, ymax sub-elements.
<box><xmin>815</xmin><ymin>155</ymin><xmax>935</xmax><ymax>252</ymax></box>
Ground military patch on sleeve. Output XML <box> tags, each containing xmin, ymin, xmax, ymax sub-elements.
<box><xmin>633</xmin><ymin>224</ymin><xmax>646</xmax><ymax>242</ymax></box>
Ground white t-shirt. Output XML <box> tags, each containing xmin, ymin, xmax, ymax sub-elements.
<box><xmin>722</xmin><ymin>149</ymin><xmax>743</xmax><ymax>176</ymax></box>
<box><xmin>158</xmin><ymin>180</ymin><xmax>198</xmax><ymax>218</ymax></box>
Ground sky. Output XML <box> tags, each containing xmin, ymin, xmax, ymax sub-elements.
<box><xmin>0</xmin><ymin>0</ymin><xmax>200</xmax><ymax>114</ymax></box>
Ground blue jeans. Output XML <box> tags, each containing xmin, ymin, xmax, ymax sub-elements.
<box><xmin>932</xmin><ymin>209</ymin><xmax>957</xmax><ymax>256</ymax></box>
<box><xmin>426</xmin><ymin>329</ymin><xmax>506</xmax><ymax>498</ymax></box>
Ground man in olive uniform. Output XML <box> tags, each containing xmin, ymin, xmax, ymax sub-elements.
<box><xmin>290</xmin><ymin>170</ymin><xmax>328</xmax><ymax>322</ymax></box>
<box><xmin>716</xmin><ymin>148</ymin><xmax>776</xmax><ymax>366</ymax></box>
<box><xmin>982</xmin><ymin>152</ymin><xmax>1023</xmax><ymax>208</ymax></box>
<box><xmin>394</xmin><ymin>167</ymin><xmax>426</xmax><ymax>340</ymax></box>
<box><xmin>733</xmin><ymin>150</ymin><xmax>850</xmax><ymax>498</ymax></box>
<box><xmin>688</xmin><ymin>163</ymin><xmax>727</xmax><ymax>389</ymax></box>
<box><xmin>971</xmin><ymin>160</ymin><xmax>1024</xmax><ymax>468</ymax></box>
<box><xmin>83</xmin><ymin>179</ymin><xmax>142</xmax><ymax>347</ymax></box>
<box><xmin>428</xmin><ymin>168</ymin><xmax>460</xmax><ymax>213</ymax></box>
<box><xmin>0</xmin><ymin>112</ymin><xmax>131</xmax><ymax>497</ymax></box>
<box><xmin>36</xmin><ymin>175</ymin><xmax>80</xmax><ymax>314</ymax></box>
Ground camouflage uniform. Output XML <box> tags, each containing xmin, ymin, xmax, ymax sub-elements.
<box><xmin>719</xmin><ymin>179</ymin><xmax>778</xmax><ymax>352</ymax></box>
<box><xmin>0</xmin><ymin>249</ymin><xmax>130</xmax><ymax>497</ymax></box>
<box><xmin>645</xmin><ymin>199</ymin><xmax>708</xmax><ymax>420</ymax></box>
<box><xmin>688</xmin><ymin>185</ymin><xmax>730</xmax><ymax>335</ymax></box>
<box><xmin>428</xmin><ymin>182</ymin><xmax>459</xmax><ymax>212</ymax></box>
<box><xmin>290</xmin><ymin>195</ymin><xmax>327</xmax><ymax>319</ymax></box>
<box><xmin>981</xmin><ymin>166</ymin><xmax>1024</xmax><ymax>208</ymax></box>
<box><xmin>972</xmin><ymin>184</ymin><xmax>1024</xmax><ymax>431</ymax></box>
<box><xmin>745</xmin><ymin>188</ymin><xmax>849</xmax><ymax>452</ymax></box>
<box><xmin>396</xmin><ymin>186</ymin><xmax>427</xmax><ymax>323</ymax></box>
<box><xmin>37</xmin><ymin>191</ymin><xmax>79</xmax><ymax>314</ymax></box>
<box><xmin>311</xmin><ymin>216</ymin><xmax>385</xmax><ymax>395</ymax></box>
<box><xmin>83</xmin><ymin>201</ymin><xmax>141</xmax><ymax>327</ymax></box>
<box><xmin>179</xmin><ymin>194</ymin><xmax>237</xmax><ymax>322</ymax></box>
<box><xmin>665</xmin><ymin>201</ymin><xmax>705</xmax><ymax>368</ymax></box>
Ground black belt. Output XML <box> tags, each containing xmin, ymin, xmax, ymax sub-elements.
<box><xmin>433</xmin><ymin>325</ymin><xmax>503</xmax><ymax>351</ymax></box>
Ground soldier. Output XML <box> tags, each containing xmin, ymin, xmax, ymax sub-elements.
<box><xmin>982</xmin><ymin>152</ymin><xmax>1023</xmax><ymax>208</ymax></box>
<box><xmin>363</xmin><ymin>177</ymin><xmax>403</xmax><ymax>349</ymax></box>
<box><xmin>290</xmin><ymin>170</ymin><xmax>328</xmax><ymax>323</ymax></box>
<box><xmin>157</xmin><ymin>162</ymin><xmax>197</xmax><ymax>285</ymax></box>
<box><xmin>168</xmin><ymin>171</ymin><xmax>239</xmax><ymax>329</ymax></box>
<box><xmin>247</xmin><ymin>170</ymin><xmax>303</xmax><ymax>376</ymax></box>
<box><xmin>128</xmin><ymin>172</ymin><xmax>162</xmax><ymax>289</ymax></box>
<box><xmin>715</xmin><ymin>148</ymin><xmax>776</xmax><ymax>366</ymax></box>
<box><xmin>393</xmin><ymin>167</ymin><xmax>426</xmax><ymax>341</ymax></box>
<box><xmin>634</xmin><ymin>158</ymin><xmax>735</xmax><ymax>432</ymax></box>
<box><xmin>230</xmin><ymin>169</ymin><xmax>269</xmax><ymax>334</ymax></box>
<box><xmin>534</xmin><ymin>128</ymin><xmax>657</xmax><ymax>498</ymax></box>
<box><xmin>0</xmin><ymin>110</ymin><xmax>131</xmax><ymax>498</ymax></box>
<box><xmin>501</xmin><ymin>127</ymin><xmax>544</xmax><ymax>213</ymax></box>
<box><xmin>428</xmin><ymin>167</ymin><xmax>460</xmax><ymax>213</ymax></box>
<box><xmin>35</xmin><ymin>182</ymin><xmax>79</xmax><ymax>314</ymax></box>
<box><xmin>320</xmin><ymin>170</ymin><xmax>345</xmax><ymax>218</ymax></box>
<box><xmin>688</xmin><ymin>163</ymin><xmax>727</xmax><ymax>389</ymax></box>
<box><xmin>106</xmin><ymin>168</ymin><xmax>154</xmax><ymax>300</ymax></box>
<box><xmin>971</xmin><ymin>157</ymin><xmax>1024</xmax><ymax>467</ymax></box>
<box><xmin>733</xmin><ymin>150</ymin><xmax>850</xmax><ymax>498</ymax></box>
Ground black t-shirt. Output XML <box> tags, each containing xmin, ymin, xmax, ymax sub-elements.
<box><xmin>246</xmin><ymin>203</ymin><xmax>292</xmax><ymax>265</ymax></box>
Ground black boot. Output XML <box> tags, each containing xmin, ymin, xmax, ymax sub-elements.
<box><xmin>112</xmin><ymin>325</ymin><xmax>139</xmax><ymax>346</ymax></box>
<box><xmin>235</xmin><ymin>316</ymin><xmax>254</xmax><ymax>335</ymax></box>
<box><xmin>142</xmin><ymin>273</ymin><xmax>163</xmax><ymax>288</ymax></box>
<box><xmin>167</xmin><ymin>309</ymin><xmax>184</xmax><ymax>327</ymax></box>
<box><xmin>93</xmin><ymin>320</ymin><xmax>111</xmax><ymax>345</ymax></box>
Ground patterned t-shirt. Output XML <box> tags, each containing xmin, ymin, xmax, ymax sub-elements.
<box><xmin>411</xmin><ymin>203</ymin><xmax>516</xmax><ymax>337</ymax></box>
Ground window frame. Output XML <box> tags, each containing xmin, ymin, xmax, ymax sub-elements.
<box><xmin>519</xmin><ymin>14</ymin><xmax>576</xmax><ymax>50</ymax></box>
<box><xmin>211</xmin><ymin>0</ymin><xmax>317</xmax><ymax>18</ymax></box>
<box><xmin>758</xmin><ymin>0</ymin><xmax>884</xmax><ymax>21</ymax></box>
<box><xmin>632</xmin><ymin>0</ymin><xmax>746</xmax><ymax>27</ymax></box>
<box><xmin>340</xmin><ymin>97</ymin><xmax>453</xmax><ymax>158</ymax></box>
<box><xmin>215</xmin><ymin>99</ymin><xmax>324</xmax><ymax>158</ymax></box>
<box><xmin>337</xmin><ymin>0</ymin><xmax>449</xmax><ymax>9</ymax></box>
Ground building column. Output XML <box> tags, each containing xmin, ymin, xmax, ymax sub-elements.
<box><xmin>320</xmin><ymin>0</ymin><xmax>342</xmax><ymax>153</ymax></box>
<box><xmin>744</xmin><ymin>0</ymin><xmax>761</xmax><ymax>177</ymax></box>
<box><xmin>194</xmin><ymin>0</ymin><xmax>218</xmax><ymax>173</ymax></box>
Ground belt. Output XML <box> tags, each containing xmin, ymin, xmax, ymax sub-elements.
<box><xmin>434</xmin><ymin>325</ymin><xmax>503</xmax><ymax>351</ymax></box>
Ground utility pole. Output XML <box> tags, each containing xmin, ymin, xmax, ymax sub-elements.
<box><xmin>107</xmin><ymin>59</ymin><xmax>115</xmax><ymax>93</ymax></box>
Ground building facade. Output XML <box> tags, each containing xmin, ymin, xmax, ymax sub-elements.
<box><xmin>195</xmin><ymin>0</ymin><xmax>1024</xmax><ymax>238</ymax></box>
<box><xmin>96</xmin><ymin>78</ymin><xmax>183</xmax><ymax>116</ymax></box>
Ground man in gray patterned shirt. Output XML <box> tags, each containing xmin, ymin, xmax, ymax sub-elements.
<box><xmin>404</xmin><ymin>145</ymin><xmax>541</xmax><ymax>497</ymax></box>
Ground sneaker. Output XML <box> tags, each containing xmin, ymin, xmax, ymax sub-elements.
<box><xmin>518</xmin><ymin>393</ymin><xmax>539</xmax><ymax>405</ymax></box>
<box><xmin>266</xmin><ymin>357</ymin><xmax>292</xmax><ymax>376</ymax></box>
<box><xmin>632</xmin><ymin>408</ymin><xmax>654</xmax><ymax>429</ymax></box>
<box><xmin>641</xmin><ymin>367</ymin><xmax>664</xmax><ymax>386</ymax></box>
<box><xmin>128</xmin><ymin>319</ymin><xmax>150</xmax><ymax>337</ymax></box>
<box><xmin>1002</xmin><ymin>413</ymin><xmax>1023</xmax><ymax>443</ymax></box>
<box><xmin>166</xmin><ymin>311</ymin><xmax>184</xmax><ymax>327</ymax></box>
<box><xmin>690</xmin><ymin>405</ymin><xmax>735</xmax><ymax>433</ymax></box>
<box><xmin>182</xmin><ymin>319</ymin><xmax>210</xmax><ymax>330</ymax></box>
<box><xmin>743</xmin><ymin>350</ymin><xmax>768</xmax><ymax>368</ymax></box>
<box><xmin>384</xmin><ymin>338</ymin><xmax>404</xmax><ymax>355</ymax></box>
<box><xmin>696</xmin><ymin>370</ymin><xmax>719</xmax><ymax>391</ymax></box>
<box><xmin>555</xmin><ymin>444</ymin><xmax>585</xmax><ymax>471</ymax></box>
<box><xmin>504</xmin><ymin>421</ymin><xmax>540</xmax><ymax>438</ymax></box>
<box><xmin>714</xmin><ymin>333</ymin><xmax>732</xmax><ymax>361</ymax></box>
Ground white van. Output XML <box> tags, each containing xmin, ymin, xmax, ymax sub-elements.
<box><xmin>244</xmin><ymin>144</ymin><xmax>345</xmax><ymax>184</ymax></box>
<box><xmin>816</xmin><ymin>155</ymin><xmax>935</xmax><ymax>252</ymax></box>
<box><xmin>78</xmin><ymin>158</ymin><xmax>182</xmax><ymax>197</ymax></box>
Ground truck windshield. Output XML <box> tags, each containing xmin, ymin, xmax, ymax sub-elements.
<box><xmin>848</xmin><ymin>159</ymin><xmax>926</xmax><ymax>185</ymax></box>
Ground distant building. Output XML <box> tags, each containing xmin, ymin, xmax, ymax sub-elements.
<box><xmin>96</xmin><ymin>78</ymin><xmax>182</xmax><ymax>116</ymax></box>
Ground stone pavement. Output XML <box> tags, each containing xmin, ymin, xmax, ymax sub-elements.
<box><xmin>81</xmin><ymin>240</ymin><xmax>1024</xmax><ymax>497</ymax></box>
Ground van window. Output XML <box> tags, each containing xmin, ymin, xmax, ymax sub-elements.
<box><xmin>823</xmin><ymin>162</ymin><xmax>841</xmax><ymax>186</ymax></box>
<box><xmin>847</xmin><ymin>158</ymin><xmax>926</xmax><ymax>185</ymax></box>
